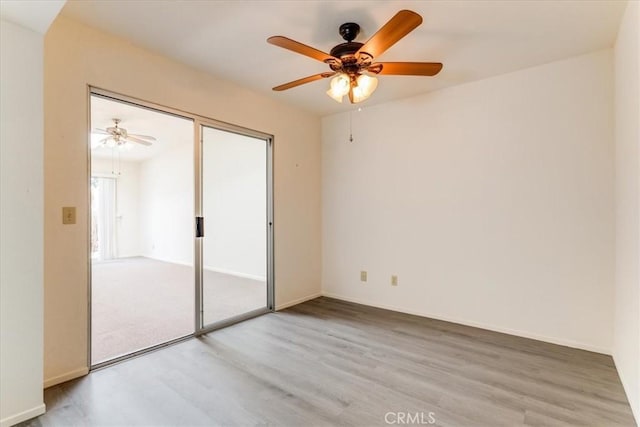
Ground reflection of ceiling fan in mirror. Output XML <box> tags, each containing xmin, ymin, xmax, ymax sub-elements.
<box><xmin>93</xmin><ymin>118</ymin><xmax>156</xmax><ymax>149</ymax></box>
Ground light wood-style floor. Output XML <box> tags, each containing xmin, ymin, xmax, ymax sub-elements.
<box><xmin>22</xmin><ymin>297</ymin><xmax>636</xmax><ymax>426</ymax></box>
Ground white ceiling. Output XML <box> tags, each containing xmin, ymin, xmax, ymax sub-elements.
<box><xmin>64</xmin><ymin>0</ymin><xmax>627</xmax><ymax>116</ymax></box>
<box><xmin>1</xmin><ymin>0</ymin><xmax>65</xmax><ymax>34</ymax></box>
<box><xmin>91</xmin><ymin>95</ymin><xmax>192</xmax><ymax>162</ymax></box>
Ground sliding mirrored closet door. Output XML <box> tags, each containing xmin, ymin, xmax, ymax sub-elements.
<box><xmin>89</xmin><ymin>89</ymin><xmax>274</xmax><ymax>366</ymax></box>
<box><xmin>196</xmin><ymin>124</ymin><xmax>274</xmax><ymax>332</ymax></box>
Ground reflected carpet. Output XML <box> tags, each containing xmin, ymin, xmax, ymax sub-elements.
<box><xmin>91</xmin><ymin>257</ymin><xmax>265</xmax><ymax>363</ymax></box>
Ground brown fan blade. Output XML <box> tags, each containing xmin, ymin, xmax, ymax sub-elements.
<box><xmin>268</xmin><ymin>36</ymin><xmax>339</xmax><ymax>64</ymax></box>
<box><xmin>128</xmin><ymin>133</ymin><xmax>157</xmax><ymax>141</ymax></box>
<box><xmin>373</xmin><ymin>62</ymin><xmax>443</xmax><ymax>76</ymax></box>
<box><xmin>273</xmin><ymin>72</ymin><xmax>335</xmax><ymax>91</ymax></box>
<box><xmin>357</xmin><ymin>10</ymin><xmax>422</xmax><ymax>60</ymax></box>
<box><xmin>125</xmin><ymin>136</ymin><xmax>153</xmax><ymax>146</ymax></box>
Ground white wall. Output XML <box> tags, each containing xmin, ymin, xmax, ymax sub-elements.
<box><xmin>139</xmin><ymin>139</ymin><xmax>193</xmax><ymax>265</ymax></box>
<box><xmin>322</xmin><ymin>49</ymin><xmax>614</xmax><ymax>353</ymax></box>
<box><xmin>44</xmin><ymin>15</ymin><xmax>321</xmax><ymax>385</ymax></box>
<box><xmin>109</xmin><ymin>117</ymin><xmax>266</xmax><ymax>280</ymax></box>
<box><xmin>96</xmin><ymin>115</ymin><xmax>266</xmax><ymax>279</ymax></box>
<box><xmin>0</xmin><ymin>18</ymin><xmax>46</xmax><ymax>427</ymax></box>
<box><xmin>139</xmin><ymin>127</ymin><xmax>267</xmax><ymax>280</ymax></box>
<box><xmin>91</xmin><ymin>158</ymin><xmax>141</xmax><ymax>258</ymax></box>
<box><xmin>613</xmin><ymin>0</ymin><xmax>640</xmax><ymax>420</ymax></box>
<box><xmin>202</xmin><ymin>127</ymin><xmax>267</xmax><ymax>279</ymax></box>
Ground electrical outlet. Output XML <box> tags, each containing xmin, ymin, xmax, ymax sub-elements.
<box><xmin>360</xmin><ymin>271</ymin><xmax>367</xmax><ymax>282</ymax></box>
<box><xmin>391</xmin><ymin>275</ymin><xmax>398</xmax><ymax>286</ymax></box>
<box><xmin>62</xmin><ymin>207</ymin><xmax>76</xmax><ymax>225</ymax></box>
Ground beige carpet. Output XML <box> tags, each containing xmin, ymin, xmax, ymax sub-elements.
<box><xmin>91</xmin><ymin>257</ymin><xmax>266</xmax><ymax>364</ymax></box>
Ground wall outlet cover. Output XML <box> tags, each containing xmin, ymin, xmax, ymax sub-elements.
<box><xmin>62</xmin><ymin>207</ymin><xmax>76</xmax><ymax>225</ymax></box>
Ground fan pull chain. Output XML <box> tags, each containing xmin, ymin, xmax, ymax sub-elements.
<box><xmin>349</xmin><ymin>110</ymin><xmax>354</xmax><ymax>143</ymax></box>
<box><xmin>348</xmin><ymin>108</ymin><xmax>362</xmax><ymax>143</ymax></box>
<box><xmin>110</xmin><ymin>148</ymin><xmax>122</xmax><ymax>176</ymax></box>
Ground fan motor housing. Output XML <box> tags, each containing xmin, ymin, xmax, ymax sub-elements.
<box><xmin>330</xmin><ymin>41</ymin><xmax>363</xmax><ymax>59</ymax></box>
<box><xmin>331</xmin><ymin>21</ymin><xmax>363</xmax><ymax>60</ymax></box>
<box><xmin>339</xmin><ymin>22</ymin><xmax>360</xmax><ymax>41</ymax></box>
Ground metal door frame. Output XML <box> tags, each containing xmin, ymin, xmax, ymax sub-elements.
<box><xmin>195</xmin><ymin>120</ymin><xmax>274</xmax><ymax>335</ymax></box>
<box><xmin>87</xmin><ymin>87</ymin><xmax>275</xmax><ymax>369</ymax></box>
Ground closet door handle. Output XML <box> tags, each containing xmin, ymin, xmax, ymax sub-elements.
<box><xmin>196</xmin><ymin>217</ymin><xmax>204</xmax><ymax>238</ymax></box>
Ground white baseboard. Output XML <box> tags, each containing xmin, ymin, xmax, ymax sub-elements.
<box><xmin>203</xmin><ymin>266</ymin><xmax>266</xmax><ymax>282</ymax></box>
<box><xmin>140</xmin><ymin>255</ymin><xmax>191</xmax><ymax>267</ymax></box>
<box><xmin>43</xmin><ymin>367</ymin><xmax>89</xmax><ymax>389</ymax></box>
<box><xmin>321</xmin><ymin>292</ymin><xmax>611</xmax><ymax>355</ymax></box>
<box><xmin>0</xmin><ymin>403</ymin><xmax>45</xmax><ymax>427</ymax></box>
<box><xmin>143</xmin><ymin>256</ymin><xmax>266</xmax><ymax>281</ymax></box>
<box><xmin>276</xmin><ymin>292</ymin><xmax>322</xmax><ymax>311</ymax></box>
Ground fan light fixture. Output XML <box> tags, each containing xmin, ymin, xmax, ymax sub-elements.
<box><xmin>326</xmin><ymin>73</ymin><xmax>378</xmax><ymax>104</ymax></box>
<box><xmin>351</xmin><ymin>74</ymin><xmax>378</xmax><ymax>103</ymax></box>
<box><xmin>326</xmin><ymin>74</ymin><xmax>350</xmax><ymax>103</ymax></box>
<box><xmin>98</xmin><ymin>135</ymin><xmax>133</xmax><ymax>150</ymax></box>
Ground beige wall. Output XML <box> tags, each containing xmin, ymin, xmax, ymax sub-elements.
<box><xmin>322</xmin><ymin>49</ymin><xmax>615</xmax><ymax>354</ymax></box>
<box><xmin>613</xmin><ymin>0</ymin><xmax>640</xmax><ymax>420</ymax></box>
<box><xmin>44</xmin><ymin>16</ymin><xmax>321</xmax><ymax>385</ymax></box>
<box><xmin>1</xmin><ymin>18</ymin><xmax>46</xmax><ymax>427</ymax></box>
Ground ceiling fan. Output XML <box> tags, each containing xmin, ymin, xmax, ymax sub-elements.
<box><xmin>267</xmin><ymin>9</ymin><xmax>442</xmax><ymax>104</ymax></box>
<box><xmin>92</xmin><ymin>119</ymin><xmax>156</xmax><ymax>148</ymax></box>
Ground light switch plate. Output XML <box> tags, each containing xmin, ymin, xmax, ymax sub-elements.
<box><xmin>62</xmin><ymin>207</ymin><xmax>76</xmax><ymax>224</ymax></box>
<box><xmin>360</xmin><ymin>271</ymin><xmax>367</xmax><ymax>282</ymax></box>
<box><xmin>391</xmin><ymin>275</ymin><xmax>398</xmax><ymax>286</ymax></box>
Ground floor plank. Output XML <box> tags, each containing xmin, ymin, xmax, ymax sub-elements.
<box><xmin>20</xmin><ymin>297</ymin><xmax>636</xmax><ymax>426</ymax></box>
